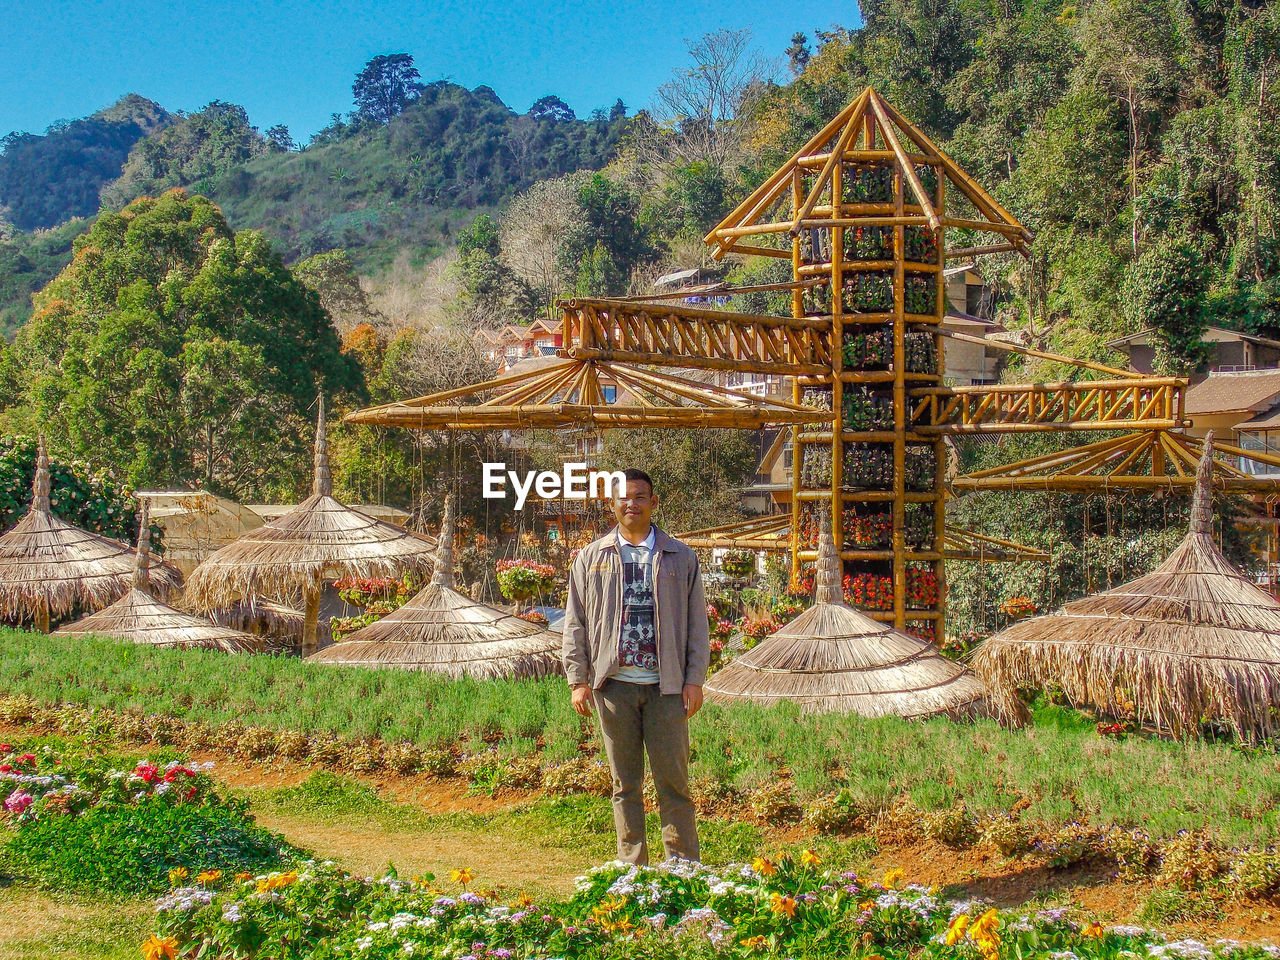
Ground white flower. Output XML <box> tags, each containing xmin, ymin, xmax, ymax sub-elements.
<box><xmin>367</xmin><ymin>921</ymin><xmax>388</xmax><ymax>932</ymax></box>
<box><xmin>222</xmin><ymin>904</ymin><xmax>243</xmax><ymax>923</ymax></box>
<box><xmin>355</xmin><ymin>937</ymin><xmax>373</xmax><ymax>950</ymax></box>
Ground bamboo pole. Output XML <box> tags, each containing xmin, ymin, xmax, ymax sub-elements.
<box><xmin>933</xmin><ymin>168</ymin><xmax>948</xmax><ymax>641</ymax></box>
<box><xmin>892</xmin><ymin>155</ymin><xmax>907</xmax><ymax>630</ymax></box>
<box><xmin>791</xmin><ymin>167</ymin><xmax>804</xmax><ymax>583</ymax></box>
<box><xmin>301</xmin><ymin>582</ymin><xmax>321</xmax><ymax>658</ymax></box>
<box><xmin>34</xmin><ymin>600</ymin><xmax>49</xmax><ymax>634</ymax></box>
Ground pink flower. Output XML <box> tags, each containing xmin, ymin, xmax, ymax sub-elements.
<box><xmin>4</xmin><ymin>790</ymin><xmax>33</xmax><ymax>814</ymax></box>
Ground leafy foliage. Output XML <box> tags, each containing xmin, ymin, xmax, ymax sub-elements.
<box><xmin>0</xmin><ymin>95</ymin><xmax>170</xmax><ymax>230</ymax></box>
<box><xmin>0</xmin><ymin>434</ymin><xmax>145</xmax><ymax>544</ymax></box>
<box><xmin>0</xmin><ymin>189</ymin><xmax>362</xmax><ymax>497</ymax></box>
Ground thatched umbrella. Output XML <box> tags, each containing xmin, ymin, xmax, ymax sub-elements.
<box><xmin>705</xmin><ymin>513</ymin><xmax>988</xmax><ymax>718</ymax></box>
<box><xmin>971</xmin><ymin>432</ymin><xmax>1280</xmax><ymax>741</ymax></box>
<box><xmin>56</xmin><ymin>500</ymin><xmax>256</xmax><ymax>653</ymax></box>
<box><xmin>182</xmin><ymin>398</ymin><xmax>436</xmax><ymax>656</ymax></box>
<box><xmin>208</xmin><ymin>598</ymin><xmax>305</xmax><ymax>648</ymax></box>
<box><xmin>308</xmin><ymin>495</ymin><xmax>562</xmax><ymax>678</ymax></box>
<box><xmin>0</xmin><ymin>440</ymin><xmax>182</xmax><ymax>631</ymax></box>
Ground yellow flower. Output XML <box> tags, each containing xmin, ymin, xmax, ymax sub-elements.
<box><xmin>741</xmin><ymin>935</ymin><xmax>768</xmax><ymax>950</ymax></box>
<box><xmin>234</xmin><ymin>872</ymin><xmax>253</xmax><ymax>882</ymax></box>
<box><xmin>450</xmin><ymin>867</ymin><xmax>475</xmax><ymax>886</ymax></box>
<box><xmin>1082</xmin><ymin>921</ymin><xmax>1105</xmax><ymax>937</ymax></box>
<box><xmin>515</xmin><ymin>892</ymin><xmax>533</xmax><ymax>908</ymax></box>
<box><xmin>752</xmin><ymin>857</ymin><xmax>778</xmax><ymax>877</ymax></box>
<box><xmin>770</xmin><ymin>893</ymin><xmax>798</xmax><ymax>918</ymax></box>
<box><xmin>255</xmin><ymin>870</ymin><xmax>299</xmax><ymax>894</ymax></box>
<box><xmin>141</xmin><ymin>935</ymin><xmax>178</xmax><ymax>960</ymax></box>
<box><xmin>971</xmin><ymin>908</ymin><xmax>1000</xmax><ymax>939</ymax></box>
<box><xmin>167</xmin><ymin>866</ymin><xmax>188</xmax><ymax>885</ymax></box>
<box><xmin>882</xmin><ymin>867</ymin><xmax>904</xmax><ymax>889</ymax></box>
<box><xmin>859</xmin><ymin>900</ymin><xmax>875</xmax><ymax>912</ymax></box>
<box><xmin>976</xmin><ymin>935</ymin><xmax>1001</xmax><ymax>960</ymax></box>
<box><xmin>799</xmin><ymin>849</ymin><xmax>822</xmax><ymax>867</ymax></box>
<box><xmin>946</xmin><ymin>914</ymin><xmax>971</xmax><ymax>945</ymax></box>
<box><xmin>196</xmin><ymin>869</ymin><xmax>222</xmax><ymax>885</ymax></box>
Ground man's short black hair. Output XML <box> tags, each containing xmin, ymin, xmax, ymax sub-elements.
<box><xmin>622</xmin><ymin>468</ymin><xmax>654</xmax><ymax>493</ymax></box>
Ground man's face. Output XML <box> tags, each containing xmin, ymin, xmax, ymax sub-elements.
<box><xmin>612</xmin><ymin>479</ymin><xmax>657</xmax><ymax>528</ymax></box>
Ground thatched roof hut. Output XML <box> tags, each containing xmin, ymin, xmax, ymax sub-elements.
<box><xmin>971</xmin><ymin>432</ymin><xmax>1280</xmax><ymax>741</ymax></box>
<box><xmin>0</xmin><ymin>441</ymin><xmax>182</xmax><ymax>631</ymax></box>
<box><xmin>56</xmin><ymin>501</ymin><xmax>256</xmax><ymax>653</ymax></box>
<box><xmin>705</xmin><ymin>515</ymin><xmax>988</xmax><ymax>717</ymax></box>
<box><xmin>182</xmin><ymin>398</ymin><xmax>436</xmax><ymax>655</ymax></box>
<box><xmin>208</xmin><ymin>598</ymin><xmax>305</xmax><ymax>649</ymax></box>
<box><xmin>308</xmin><ymin>496</ymin><xmax>562</xmax><ymax>678</ymax></box>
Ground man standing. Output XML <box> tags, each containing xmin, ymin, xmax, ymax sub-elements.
<box><xmin>563</xmin><ymin>468</ymin><xmax>709</xmax><ymax>864</ymax></box>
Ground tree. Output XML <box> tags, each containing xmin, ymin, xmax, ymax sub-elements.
<box><xmin>786</xmin><ymin>32</ymin><xmax>811</xmax><ymax>76</ymax></box>
<box><xmin>352</xmin><ymin>53</ymin><xmax>423</xmax><ymax>125</ymax></box>
<box><xmin>292</xmin><ymin>249</ymin><xmax>383</xmax><ymax>333</ymax></box>
<box><xmin>529</xmin><ymin>95</ymin><xmax>576</xmax><ymax>122</ymax></box>
<box><xmin>560</xmin><ymin>173</ymin><xmax>655</xmax><ymax>297</ymax></box>
<box><xmin>265</xmin><ymin>124</ymin><xmax>295</xmax><ymax>152</ymax></box>
<box><xmin>650</xmin><ymin>28</ymin><xmax>774</xmax><ymax>170</ymax></box>
<box><xmin>609</xmin><ymin>99</ymin><xmax>627</xmax><ymax>122</ymax></box>
<box><xmin>1122</xmin><ymin>234</ymin><xmax>1211</xmax><ymax>375</ymax></box>
<box><xmin>501</xmin><ymin>173</ymin><xmax>587</xmax><ymax>316</ymax></box>
<box><xmin>1</xmin><ymin>189</ymin><xmax>362</xmax><ymax>498</ymax></box>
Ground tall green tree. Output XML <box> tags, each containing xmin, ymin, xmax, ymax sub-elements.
<box><xmin>352</xmin><ymin>54</ymin><xmax>423</xmax><ymax>125</ymax></box>
<box><xmin>0</xmin><ymin>189</ymin><xmax>362</xmax><ymax>498</ymax></box>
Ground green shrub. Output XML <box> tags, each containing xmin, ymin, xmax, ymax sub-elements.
<box><xmin>1229</xmin><ymin>848</ymin><xmax>1280</xmax><ymax>900</ymax></box>
<box><xmin>980</xmin><ymin>813</ymin><xmax>1033</xmax><ymax>857</ymax></box>
<box><xmin>2</xmin><ymin>796</ymin><xmax>298</xmax><ymax>894</ymax></box>
<box><xmin>1157</xmin><ymin>830</ymin><xmax>1224</xmax><ymax>890</ymax></box>
<box><xmin>804</xmin><ymin>789</ymin><xmax>867</xmax><ymax>834</ymax></box>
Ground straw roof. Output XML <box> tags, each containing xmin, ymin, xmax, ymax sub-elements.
<box><xmin>308</xmin><ymin>496</ymin><xmax>563</xmax><ymax>679</ymax></box>
<box><xmin>0</xmin><ymin>441</ymin><xmax>182</xmax><ymax>622</ymax></box>
<box><xmin>182</xmin><ymin>398</ymin><xmax>436</xmax><ymax>611</ymax></box>
<box><xmin>55</xmin><ymin>501</ymin><xmax>256</xmax><ymax>653</ymax></box>
<box><xmin>970</xmin><ymin>432</ymin><xmax>1280</xmax><ymax>741</ymax></box>
<box><xmin>344</xmin><ymin>358</ymin><xmax>831</xmax><ymax>431</ymax></box>
<box><xmin>704</xmin><ymin>515</ymin><xmax>989</xmax><ymax>718</ymax></box>
<box><xmin>208</xmin><ymin>598</ymin><xmax>305</xmax><ymax>642</ymax></box>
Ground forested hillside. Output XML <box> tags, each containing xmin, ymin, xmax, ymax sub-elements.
<box><xmin>0</xmin><ymin>59</ymin><xmax>627</xmax><ymax>334</ymax></box>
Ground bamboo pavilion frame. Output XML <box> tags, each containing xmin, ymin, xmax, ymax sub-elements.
<box><xmin>345</xmin><ymin>358</ymin><xmax>832</xmax><ymax>431</ymax></box>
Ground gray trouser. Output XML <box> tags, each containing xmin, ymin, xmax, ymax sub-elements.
<box><xmin>594</xmin><ymin>678</ymin><xmax>699</xmax><ymax>865</ymax></box>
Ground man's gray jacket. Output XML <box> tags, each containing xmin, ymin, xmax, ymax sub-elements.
<box><xmin>562</xmin><ymin>525</ymin><xmax>710</xmax><ymax>695</ymax></box>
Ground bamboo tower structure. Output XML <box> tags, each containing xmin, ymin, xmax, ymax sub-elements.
<box><xmin>971</xmin><ymin>433</ymin><xmax>1280</xmax><ymax>741</ymax></box>
<box><xmin>308</xmin><ymin>496</ymin><xmax>562</xmax><ymax>678</ymax></box>
<box><xmin>55</xmin><ymin>500</ymin><xmax>256</xmax><ymax>653</ymax></box>
<box><xmin>700</xmin><ymin>87</ymin><xmax>1033</xmax><ymax>644</ymax></box>
<box><xmin>346</xmin><ymin>358</ymin><xmax>830</xmax><ymax>431</ymax></box>
<box><xmin>0</xmin><ymin>440</ymin><xmax>182</xmax><ymax>631</ymax></box>
<box><xmin>183</xmin><ymin>397</ymin><xmax>436</xmax><ymax>656</ymax></box>
<box><xmin>704</xmin><ymin>509</ymin><xmax>988</xmax><ymax>717</ymax></box>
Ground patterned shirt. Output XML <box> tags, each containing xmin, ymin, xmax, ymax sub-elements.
<box><xmin>614</xmin><ymin>527</ymin><xmax>659</xmax><ymax>684</ymax></box>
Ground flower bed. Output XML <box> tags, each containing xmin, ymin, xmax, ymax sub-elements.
<box><xmin>720</xmin><ymin>550</ymin><xmax>756</xmax><ymax>579</ymax></box>
<box><xmin>844</xmin><ymin>573</ymin><xmax>894</xmax><ymax>611</ymax></box>
<box><xmin>799</xmin><ymin>386</ymin><xmax>832</xmax><ymax>433</ymax></box>
<box><xmin>803</xmin><ymin>282</ymin><xmax>832</xmax><ymax>316</ymax></box>
<box><xmin>905</xmin><ymin>330</ymin><xmax>938</xmax><ymax>374</ymax></box>
<box><xmin>843</xmin><ymin>386</ymin><xmax>895</xmax><ymax>431</ymax></box>
<box><xmin>800</xmin><ymin>446</ymin><xmax>832</xmax><ymax>488</ymax></box>
<box><xmin>906</xmin><ymin>566</ymin><xmax>940</xmax><ymax>609</ymax></box>
<box><xmin>843</xmin><ymin>161</ymin><xmax>894</xmax><ymax>203</ymax></box>
<box><xmin>904</xmin><ymin>224</ymin><xmax>938</xmax><ymax>263</ymax></box>
<box><xmin>1</xmin><ymin>745</ymin><xmax>295</xmax><ymax>894</ymax></box>
<box><xmin>844</xmin><ymin>224</ymin><xmax>893</xmax><ymax>261</ymax></box>
<box><xmin>905</xmin><ymin>271</ymin><xmax>939</xmax><ymax>315</ymax></box>
<box><xmin>843</xmin><ymin>328</ymin><xmax>892</xmax><ymax>370</ymax></box>
<box><xmin>331</xmin><ymin>574</ymin><xmax>420</xmax><ymax>641</ymax></box>
<box><xmin>844</xmin><ymin>271</ymin><xmax>894</xmax><ymax>313</ymax></box>
<box><xmin>843</xmin><ymin>443</ymin><xmax>894</xmax><ymax>489</ymax></box>
<box><xmin>905</xmin><ymin>444</ymin><xmax>937</xmax><ymax>491</ymax></box>
<box><xmin>904</xmin><ymin>502</ymin><xmax>934</xmax><ymax>548</ymax></box>
<box><xmin>151</xmin><ymin>857</ymin><xmax>1280</xmax><ymax>960</ymax></box>
<box><xmin>495</xmin><ymin>559</ymin><xmax>557</xmax><ymax>603</ymax></box>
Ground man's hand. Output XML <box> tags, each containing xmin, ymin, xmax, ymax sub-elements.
<box><xmin>682</xmin><ymin>684</ymin><xmax>704</xmax><ymax>719</ymax></box>
<box><xmin>571</xmin><ymin>683</ymin><xmax>594</xmax><ymax>717</ymax></box>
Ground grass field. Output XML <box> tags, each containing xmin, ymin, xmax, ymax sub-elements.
<box><xmin>4</xmin><ymin>629</ymin><xmax>1280</xmax><ymax>843</ymax></box>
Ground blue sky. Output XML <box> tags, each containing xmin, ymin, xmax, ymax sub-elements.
<box><xmin>1</xmin><ymin>0</ymin><xmax>858</xmax><ymax>141</ymax></box>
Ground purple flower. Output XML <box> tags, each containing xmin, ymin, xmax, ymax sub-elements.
<box><xmin>490</xmin><ymin>951</ymin><xmax>513</xmax><ymax>959</ymax></box>
<box><xmin>460</xmin><ymin>892</ymin><xmax>486</xmax><ymax>906</ymax></box>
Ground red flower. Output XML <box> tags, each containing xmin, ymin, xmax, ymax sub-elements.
<box><xmin>0</xmin><ymin>744</ymin><xmax>12</xmax><ymax>753</ymax></box>
<box><xmin>0</xmin><ymin>764</ymin><xmax>11</xmax><ymax>773</ymax></box>
<box><xmin>133</xmin><ymin>763</ymin><xmax>159</xmax><ymax>783</ymax></box>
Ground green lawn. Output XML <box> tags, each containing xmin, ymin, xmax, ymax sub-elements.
<box><xmin>4</xmin><ymin>628</ymin><xmax>1279</xmax><ymax>843</ymax></box>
